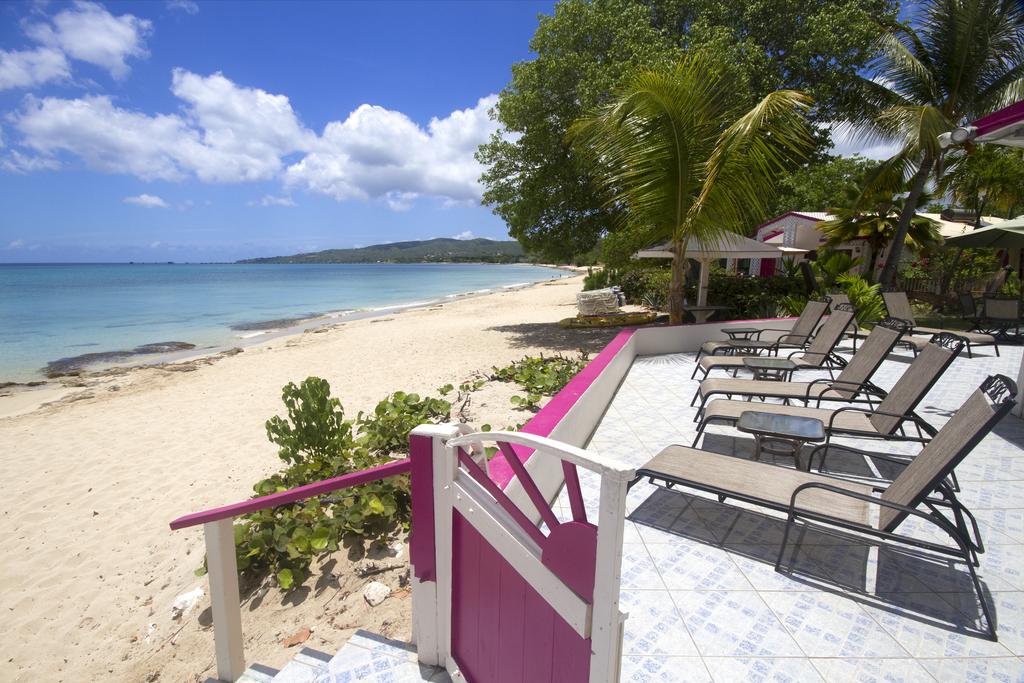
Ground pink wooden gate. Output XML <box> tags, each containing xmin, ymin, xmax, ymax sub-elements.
<box><xmin>408</xmin><ymin>426</ymin><xmax>633</xmax><ymax>683</ymax></box>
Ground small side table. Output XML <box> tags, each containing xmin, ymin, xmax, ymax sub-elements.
<box><xmin>737</xmin><ymin>410</ymin><xmax>825</xmax><ymax>468</ymax></box>
<box><xmin>684</xmin><ymin>305</ymin><xmax>730</xmax><ymax>324</ymax></box>
<box><xmin>743</xmin><ymin>357</ymin><xmax>797</xmax><ymax>382</ymax></box>
<box><xmin>721</xmin><ymin>326</ymin><xmax>759</xmax><ymax>340</ymax></box>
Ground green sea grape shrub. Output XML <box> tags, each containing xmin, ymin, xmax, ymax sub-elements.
<box><xmin>222</xmin><ymin>377</ymin><xmax>451</xmax><ymax>591</ymax></box>
<box><xmin>264</xmin><ymin>377</ymin><xmax>356</xmax><ymax>469</ymax></box>
<box><xmin>357</xmin><ymin>391</ymin><xmax>452</xmax><ymax>456</ymax></box>
<box><xmin>493</xmin><ymin>353</ymin><xmax>588</xmax><ymax>412</ymax></box>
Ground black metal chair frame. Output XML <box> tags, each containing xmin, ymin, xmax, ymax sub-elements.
<box><xmin>692</xmin><ymin>296</ymin><xmax>833</xmax><ymax>369</ymax></box>
<box><xmin>883</xmin><ymin>288</ymin><xmax>999</xmax><ymax>358</ymax></box>
<box><xmin>632</xmin><ymin>374</ymin><xmax>1018</xmax><ymax>641</ymax></box>
<box><xmin>690</xmin><ymin>316</ymin><xmax>910</xmax><ymax>417</ymax></box>
<box><xmin>691</xmin><ymin>334</ymin><xmax>967</xmax><ymax>460</ymax></box>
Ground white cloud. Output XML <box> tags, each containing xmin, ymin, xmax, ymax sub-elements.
<box><xmin>2</xmin><ymin>149</ymin><xmax>61</xmax><ymax>173</ymax></box>
<box><xmin>7</xmin><ymin>239</ymin><xmax>25</xmax><ymax>249</ymax></box>
<box><xmin>452</xmin><ymin>230</ymin><xmax>475</xmax><ymax>240</ymax></box>
<box><xmin>385</xmin><ymin>191</ymin><xmax>416</xmax><ymax>211</ymax></box>
<box><xmin>285</xmin><ymin>94</ymin><xmax>499</xmax><ymax>207</ymax></box>
<box><xmin>828</xmin><ymin>122</ymin><xmax>903</xmax><ymax>161</ymax></box>
<box><xmin>13</xmin><ymin>94</ymin><xmax>200</xmax><ymax>180</ymax></box>
<box><xmin>26</xmin><ymin>1</ymin><xmax>151</xmax><ymax>80</ymax></box>
<box><xmin>124</xmin><ymin>193</ymin><xmax>168</xmax><ymax>208</ymax></box>
<box><xmin>0</xmin><ymin>46</ymin><xmax>70</xmax><ymax>90</ymax></box>
<box><xmin>150</xmin><ymin>240</ymin><xmax>162</xmax><ymax>248</ymax></box>
<box><xmin>166</xmin><ymin>0</ymin><xmax>199</xmax><ymax>14</ymax></box>
<box><xmin>170</xmin><ymin>69</ymin><xmax>314</xmax><ymax>181</ymax></box>
<box><xmin>248</xmin><ymin>194</ymin><xmax>295</xmax><ymax>207</ymax></box>
<box><xmin>11</xmin><ymin>71</ymin><xmax>312</xmax><ymax>182</ymax></box>
<box><xmin>6</xmin><ymin>68</ymin><xmax>499</xmax><ymax>207</ymax></box>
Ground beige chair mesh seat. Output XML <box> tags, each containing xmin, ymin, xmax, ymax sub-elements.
<box><xmin>692</xmin><ymin>335</ymin><xmax>967</xmax><ymax>453</ymax></box>
<box><xmin>637</xmin><ymin>446</ymin><xmax>874</xmax><ymax>525</ymax></box>
<box><xmin>632</xmin><ymin>374</ymin><xmax>1018</xmax><ymax>640</ymax></box>
<box><xmin>695</xmin><ymin>299</ymin><xmax>830</xmax><ymax>363</ymax></box>
<box><xmin>883</xmin><ymin>291</ymin><xmax>998</xmax><ymax>358</ymax></box>
<box><xmin>692</xmin><ymin>317</ymin><xmax>908</xmax><ymax>414</ymax></box>
<box><xmin>692</xmin><ymin>302</ymin><xmax>849</xmax><ymax>380</ymax></box>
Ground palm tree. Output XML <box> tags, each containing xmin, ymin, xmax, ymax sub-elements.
<box><xmin>818</xmin><ymin>179</ymin><xmax>942</xmax><ymax>281</ymax></box>
<box><xmin>568</xmin><ymin>54</ymin><xmax>813</xmax><ymax>324</ymax></box>
<box><xmin>939</xmin><ymin>146</ymin><xmax>1024</xmax><ymax>225</ymax></box>
<box><xmin>845</xmin><ymin>0</ymin><xmax>1024</xmax><ymax>286</ymax></box>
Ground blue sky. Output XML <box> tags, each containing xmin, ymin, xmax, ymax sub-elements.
<box><xmin>0</xmin><ymin>0</ymin><xmax>554</xmax><ymax>262</ymax></box>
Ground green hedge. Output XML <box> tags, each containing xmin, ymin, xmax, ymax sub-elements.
<box><xmin>614</xmin><ymin>265</ymin><xmax>801</xmax><ymax>320</ymax></box>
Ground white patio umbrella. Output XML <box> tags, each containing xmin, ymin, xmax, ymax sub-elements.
<box><xmin>635</xmin><ymin>233</ymin><xmax>804</xmax><ymax>307</ymax></box>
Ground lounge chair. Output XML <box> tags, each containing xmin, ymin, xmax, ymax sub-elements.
<box><xmin>985</xmin><ymin>266</ymin><xmax>1012</xmax><ymax>295</ymax></box>
<box><xmin>691</xmin><ymin>317</ymin><xmax>910</xmax><ymax>416</ymax></box>
<box><xmin>631</xmin><ymin>374</ymin><xmax>1018</xmax><ymax>640</ymax></box>
<box><xmin>691</xmin><ymin>302</ymin><xmax>849</xmax><ymax>381</ymax></box>
<box><xmin>695</xmin><ymin>298</ymin><xmax>830</xmax><ymax>364</ymax></box>
<box><xmin>980</xmin><ymin>295</ymin><xmax>1022</xmax><ymax>340</ymax></box>
<box><xmin>883</xmin><ymin>290</ymin><xmax>998</xmax><ymax>358</ymax></box>
<box><xmin>959</xmin><ymin>292</ymin><xmax>987</xmax><ymax>331</ymax></box>
<box><xmin>827</xmin><ymin>292</ymin><xmax>873</xmax><ymax>351</ymax></box>
<box><xmin>692</xmin><ymin>333</ymin><xmax>967</xmax><ymax>454</ymax></box>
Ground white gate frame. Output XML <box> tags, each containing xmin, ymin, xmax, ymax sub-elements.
<box><xmin>410</xmin><ymin>425</ymin><xmax>633</xmax><ymax>683</ymax></box>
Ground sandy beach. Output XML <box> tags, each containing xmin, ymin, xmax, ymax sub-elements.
<box><xmin>0</xmin><ymin>274</ymin><xmax>622</xmax><ymax>682</ymax></box>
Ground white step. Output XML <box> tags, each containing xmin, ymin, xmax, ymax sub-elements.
<box><xmin>230</xmin><ymin>630</ymin><xmax>449</xmax><ymax>683</ymax></box>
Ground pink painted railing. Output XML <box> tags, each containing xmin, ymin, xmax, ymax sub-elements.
<box><xmin>489</xmin><ymin>328</ymin><xmax>637</xmax><ymax>488</ymax></box>
<box><xmin>168</xmin><ymin>457</ymin><xmax>413</xmax><ymax>681</ymax></box>
<box><xmin>169</xmin><ymin>458</ymin><xmax>412</xmax><ymax>530</ymax></box>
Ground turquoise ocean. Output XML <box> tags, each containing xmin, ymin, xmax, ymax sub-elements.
<box><xmin>0</xmin><ymin>263</ymin><xmax>567</xmax><ymax>381</ymax></box>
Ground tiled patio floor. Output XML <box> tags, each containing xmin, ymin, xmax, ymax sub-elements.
<box><xmin>571</xmin><ymin>342</ymin><xmax>1024</xmax><ymax>682</ymax></box>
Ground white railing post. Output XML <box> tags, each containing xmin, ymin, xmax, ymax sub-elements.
<box><xmin>589</xmin><ymin>471</ymin><xmax>631</xmax><ymax>683</ymax></box>
<box><xmin>409</xmin><ymin>423</ymin><xmax>461</xmax><ymax>668</ymax></box>
<box><xmin>204</xmin><ymin>518</ymin><xmax>245</xmax><ymax>681</ymax></box>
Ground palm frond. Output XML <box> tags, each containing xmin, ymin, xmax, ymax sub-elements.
<box><xmin>693</xmin><ymin>89</ymin><xmax>813</xmax><ymax>245</ymax></box>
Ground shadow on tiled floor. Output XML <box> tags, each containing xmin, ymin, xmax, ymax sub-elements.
<box><xmin>630</xmin><ymin>486</ymin><xmax>996</xmax><ymax>641</ymax></box>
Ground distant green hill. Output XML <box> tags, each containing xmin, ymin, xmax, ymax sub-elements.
<box><xmin>238</xmin><ymin>238</ymin><xmax>526</xmax><ymax>264</ymax></box>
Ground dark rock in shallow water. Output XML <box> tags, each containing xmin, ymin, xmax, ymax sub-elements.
<box><xmin>230</xmin><ymin>316</ymin><xmax>315</xmax><ymax>331</ymax></box>
<box><xmin>44</xmin><ymin>341</ymin><xmax>196</xmax><ymax>378</ymax></box>
<box><xmin>133</xmin><ymin>342</ymin><xmax>197</xmax><ymax>354</ymax></box>
<box><xmin>0</xmin><ymin>381</ymin><xmax>48</xmax><ymax>389</ymax></box>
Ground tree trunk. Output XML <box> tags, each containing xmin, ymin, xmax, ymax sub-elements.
<box><xmin>668</xmin><ymin>240</ymin><xmax>687</xmax><ymax>325</ymax></box>
<box><xmin>940</xmin><ymin>248</ymin><xmax>963</xmax><ymax>295</ymax></box>
<box><xmin>878</xmin><ymin>156</ymin><xmax>934</xmax><ymax>287</ymax></box>
<box><xmin>865</xmin><ymin>243</ymin><xmax>879</xmax><ymax>283</ymax></box>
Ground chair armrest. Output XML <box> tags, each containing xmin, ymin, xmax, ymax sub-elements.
<box><xmin>802</xmin><ymin>378</ymin><xmax>884</xmax><ymax>402</ymax></box>
<box><xmin>774</xmin><ymin>333</ymin><xmax>812</xmax><ymax>348</ymax></box>
<box><xmin>824</xmin><ymin>405</ymin><xmax>936</xmax><ymax>437</ymax></box>
<box><xmin>814</xmin><ymin>441</ymin><xmax>913</xmax><ymax>473</ymax></box>
<box><xmin>788</xmin><ymin>482</ymin><xmax>961</xmax><ymax>540</ymax></box>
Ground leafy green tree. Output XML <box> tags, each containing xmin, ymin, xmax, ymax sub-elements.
<box><xmin>818</xmin><ymin>176</ymin><xmax>942</xmax><ymax>281</ymax></box>
<box><xmin>939</xmin><ymin>146</ymin><xmax>1024</xmax><ymax>225</ymax></box>
<box><xmin>844</xmin><ymin>0</ymin><xmax>1024</xmax><ymax>286</ymax></box>
<box><xmin>478</xmin><ymin>0</ymin><xmax>897</xmax><ymax>261</ymax></box>
<box><xmin>664</xmin><ymin>0</ymin><xmax>896</xmax><ymax>120</ymax></box>
<box><xmin>569</xmin><ymin>55</ymin><xmax>812</xmax><ymax>324</ymax></box>
<box><xmin>768</xmin><ymin>155</ymin><xmax>879</xmax><ymax>216</ymax></box>
<box><xmin>476</xmin><ymin>0</ymin><xmax>682</xmax><ymax>261</ymax></box>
